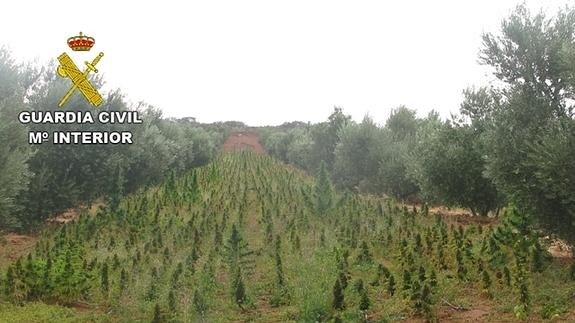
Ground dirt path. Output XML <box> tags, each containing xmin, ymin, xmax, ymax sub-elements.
<box><xmin>222</xmin><ymin>131</ymin><xmax>265</xmax><ymax>154</ymax></box>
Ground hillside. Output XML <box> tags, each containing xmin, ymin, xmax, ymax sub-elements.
<box><xmin>1</xmin><ymin>152</ymin><xmax>574</xmax><ymax>322</ymax></box>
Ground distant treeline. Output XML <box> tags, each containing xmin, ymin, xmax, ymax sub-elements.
<box><xmin>259</xmin><ymin>5</ymin><xmax>575</xmax><ymax>246</ymax></box>
<box><xmin>0</xmin><ymin>51</ymin><xmax>247</xmax><ymax>231</ymax></box>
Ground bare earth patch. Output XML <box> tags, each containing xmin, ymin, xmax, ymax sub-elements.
<box><xmin>404</xmin><ymin>203</ymin><xmax>499</xmax><ymax>227</ymax></box>
<box><xmin>0</xmin><ymin>233</ymin><xmax>38</xmax><ymax>269</ymax></box>
<box><xmin>49</xmin><ymin>201</ymin><xmax>104</xmax><ymax>224</ymax></box>
<box><xmin>546</xmin><ymin>239</ymin><xmax>573</xmax><ymax>259</ymax></box>
<box><xmin>1</xmin><ymin>202</ymin><xmax>103</xmax><ymax>268</ymax></box>
<box><xmin>222</xmin><ymin>131</ymin><xmax>265</xmax><ymax>154</ymax></box>
<box><xmin>48</xmin><ymin>209</ymin><xmax>79</xmax><ymax>224</ymax></box>
<box><xmin>438</xmin><ymin>308</ymin><xmax>491</xmax><ymax>323</ymax></box>
<box><xmin>429</xmin><ymin>206</ymin><xmax>498</xmax><ymax>226</ymax></box>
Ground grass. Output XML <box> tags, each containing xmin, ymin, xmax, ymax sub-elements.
<box><xmin>0</xmin><ymin>302</ymin><xmax>108</xmax><ymax>323</ymax></box>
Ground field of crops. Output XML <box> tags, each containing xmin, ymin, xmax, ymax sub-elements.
<box><xmin>1</xmin><ymin>152</ymin><xmax>574</xmax><ymax>322</ymax></box>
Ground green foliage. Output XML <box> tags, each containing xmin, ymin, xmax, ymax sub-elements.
<box><xmin>314</xmin><ymin>161</ymin><xmax>334</xmax><ymax>215</ymax></box>
<box><xmin>152</xmin><ymin>303</ymin><xmax>163</xmax><ymax>323</ymax></box>
<box><xmin>223</xmin><ymin>224</ymin><xmax>254</xmax><ymax>274</ymax></box>
<box><xmin>232</xmin><ymin>267</ymin><xmax>247</xmax><ymax>309</ymax></box>
<box><xmin>5</xmin><ymin>12</ymin><xmax>569</xmax><ymax>319</ymax></box>
<box><xmin>503</xmin><ymin>266</ymin><xmax>512</xmax><ymax>287</ymax></box>
<box><xmin>0</xmin><ymin>151</ymin><xmax>572</xmax><ymax>321</ymax></box>
<box><xmin>333</xmin><ymin>116</ymin><xmax>382</xmax><ymax>192</ymax></box>
<box><xmin>337</xmin><ymin>270</ymin><xmax>348</xmax><ymax>291</ymax></box>
<box><xmin>271</xmin><ymin>236</ymin><xmax>290</xmax><ymax>307</ymax></box>
<box><xmin>387</xmin><ymin>274</ymin><xmax>396</xmax><ymax>296</ymax></box>
<box><xmin>332</xmin><ymin>278</ymin><xmax>345</xmax><ymax>310</ymax></box>
<box><xmin>480</xmin><ymin>4</ymin><xmax>575</xmax><ymax>244</ymax></box>
<box><xmin>257</xmin><ymin>3</ymin><xmax>575</xmax><ymax>247</ymax></box>
<box><xmin>0</xmin><ymin>302</ymin><xmax>107</xmax><ymax>322</ymax></box>
<box><xmin>4</xmin><ymin>266</ymin><xmax>15</xmax><ymax>297</ymax></box>
<box><xmin>108</xmin><ymin>164</ymin><xmax>124</xmax><ymax>213</ymax></box>
<box><xmin>310</xmin><ymin>108</ymin><xmax>351</xmax><ymax>172</ymax></box>
<box><xmin>409</xmin><ymin>117</ymin><xmax>500</xmax><ymax>216</ymax></box>
<box><xmin>376</xmin><ymin>107</ymin><xmax>420</xmax><ymax>199</ymax></box>
<box><xmin>512</xmin><ymin>237</ymin><xmax>532</xmax><ymax>319</ymax></box>
<box><xmin>119</xmin><ymin>268</ymin><xmax>127</xmax><ymax>292</ymax></box>
<box><xmin>541</xmin><ymin>301</ymin><xmax>567</xmax><ymax>320</ymax></box>
<box><xmin>416</xmin><ymin>283</ymin><xmax>434</xmax><ymax>321</ymax></box>
<box><xmin>523</xmin><ymin>118</ymin><xmax>575</xmax><ymax>243</ymax></box>
<box><xmin>0</xmin><ymin>49</ymin><xmax>34</xmax><ymax>230</ymax></box>
<box><xmin>356</xmin><ymin>241</ymin><xmax>372</xmax><ymax>264</ymax></box>
<box><xmin>531</xmin><ymin>240</ymin><xmax>550</xmax><ymax>273</ymax></box>
<box><xmin>261</xmin><ymin>125</ymin><xmax>312</xmax><ymax>170</ymax></box>
<box><xmin>480</xmin><ymin>5</ymin><xmax>574</xmax><ymax>104</ymax></box>
<box><xmin>0</xmin><ymin>48</ymin><xmax>226</xmax><ymax>230</ymax></box>
<box><xmin>359</xmin><ymin>285</ymin><xmax>370</xmax><ymax>311</ymax></box>
<box><xmin>263</xmin><ymin>107</ymin><xmax>420</xmax><ymax>200</ymax></box>
<box><xmin>193</xmin><ymin>288</ymin><xmax>207</xmax><ymax>316</ymax></box>
<box><xmin>481</xmin><ymin>269</ymin><xmax>492</xmax><ymax>298</ymax></box>
<box><xmin>100</xmin><ymin>262</ymin><xmax>109</xmax><ymax>295</ymax></box>
<box><xmin>168</xmin><ymin>289</ymin><xmax>176</xmax><ymax>313</ymax></box>
<box><xmin>402</xmin><ymin>270</ymin><xmax>412</xmax><ymax>292</ymax></box>
<box><xmin>146</xmin><ymin>268</ymin><xmax>159</xmax><ymax>301</ymax></box>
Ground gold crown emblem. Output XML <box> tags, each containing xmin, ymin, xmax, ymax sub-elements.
<box><xmin>67</xmin><ymin>32</ymin><xmax>95</xmax><ymax>51</ymax></box>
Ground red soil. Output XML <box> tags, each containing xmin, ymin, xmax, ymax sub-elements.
<box><xmin>222</xmin><ymin>131</ymin><xmax>265</xmax><ymax>154</ymax></box>
<box><xmin>0</xmin><ymin>233</ymin><xmax>38</xmax><ymax>267</ymax></box>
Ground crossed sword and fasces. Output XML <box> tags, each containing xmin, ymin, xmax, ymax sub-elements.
<box><xmin>57</xmin><ymin>52</ymin><xmax>104</xmax><ymax>107</ymax></box>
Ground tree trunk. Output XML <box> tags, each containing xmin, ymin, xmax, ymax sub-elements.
<box><xmin>469</xmin><ymin>207</ymin><xmax>477</xmax><ymax>217</ymax></box>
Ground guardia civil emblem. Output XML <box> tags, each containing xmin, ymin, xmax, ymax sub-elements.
<box><xmin>57</xmin><ymin>32</ymin><xmax>104</xmax><ymax>107</ymax></box>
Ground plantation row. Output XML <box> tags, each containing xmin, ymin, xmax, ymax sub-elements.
<box><xmin>2</xmin><ymin>152</ymin><xmax>574</xmax><ymax>322</ymax></box>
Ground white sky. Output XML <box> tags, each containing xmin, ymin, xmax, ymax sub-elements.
<box><xmin>0</xmin><ymin>0</ymin><xmax>571</xmax><ymax>126</ymax></box>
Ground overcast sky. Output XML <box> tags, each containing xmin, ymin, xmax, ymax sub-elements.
<box><xmin>0</xmin><ymin>1</ymin><xmax>571</xmax><ymax>126</ymax></box>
